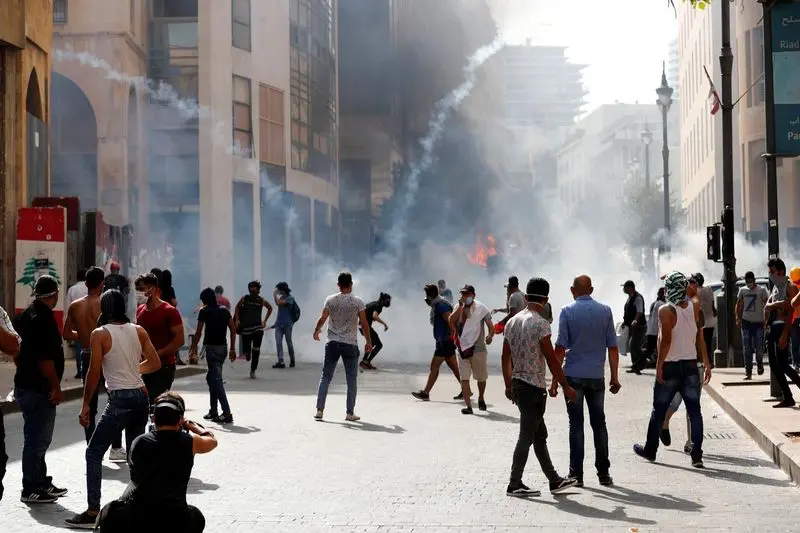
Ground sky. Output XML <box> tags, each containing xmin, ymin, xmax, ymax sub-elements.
<box><xmin>489</xmin><ymin>0</ymin><xmax>679</xmax><ymax>112</ymax></box>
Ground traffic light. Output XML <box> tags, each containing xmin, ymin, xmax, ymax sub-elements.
<box><xmin>707</xmin><ymin>224</ymin><xmax>721</xmax><ymax>262</ymax></box>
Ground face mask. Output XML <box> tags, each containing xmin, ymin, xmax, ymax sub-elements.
<box><xmin>464</xmin><ymin>297</ymin><xmax>474</xmax><ymax>306</ymax></box>
<box><xmin>135</xmin><ymin>291</ymin><xmax>148</xmax><ymax>305</ymax></box>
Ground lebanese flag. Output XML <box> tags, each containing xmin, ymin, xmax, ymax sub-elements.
<box><xmin>704</xmin><ymin>65</ymin><xmax>720</xmax><ymax>115</ymax></box>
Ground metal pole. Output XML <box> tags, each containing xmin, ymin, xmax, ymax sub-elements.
<box><xmin>718</xmin><ymin>0</ymin><xmax>739</xmax><ymax>369</ymax></box>
<box><xmin>645</xmin><ymin>142</ymin><xmax>651</xmax><ymax>188</ymax></box>
<box><xmin>662</xmin><ymin>106</ymin><xmax>670</xmax><ymax>233</ymax></box>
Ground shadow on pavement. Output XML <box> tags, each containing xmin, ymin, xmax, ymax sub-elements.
<box><xmin>583</xmin><ymin>485</ymin><xmax>703</xmax><ymax>512</ymax></box>
<box><xmin>655</xmin><ymin>461</ymin><xmax>792</xmax><ymax>487</ymax></box>
<box><xmin>667</xmin><ymin>450</ymin><xmax>774</xmax><ymax>469</ymax></box>
<box><xmin>523</xmin><ymin>493</ymin><xmax>657</xmax><ymax>526</ymax></box>
<box><xmin>481</xmin><ymin>410</ymin><xmax>519</xmax><ymax>423</ymax></box>
<box><xmin>187</xmin><ymin>477</ymin><xmax>220</xmax><ymax>494</ymax></box>
<box><xmin>101</xmin><ymin>463</ymin><xmax>131</xmax><ymax>482</ymax></box>
<box><xmin>25</xmin><ymin>499</ymin><xmax>72</xmax><ymax>528</ymax></box>
<box><xmin>211</xmin><ymin>424</ymin><xmax>261</xmax><ymax>435</ymax></box>
<box><xmin>325</xmin><ymin>421</ymin><xmax>406</xmax><ymax>434</ymax></box>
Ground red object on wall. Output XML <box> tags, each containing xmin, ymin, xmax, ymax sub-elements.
<box><xmin>32</xmin><ymin>197</ymin><xmax>80</xmax><ymax>231</ymax></box>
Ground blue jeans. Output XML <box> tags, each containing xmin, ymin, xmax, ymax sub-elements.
<box><xmin>275</xmin><ymin>324</ymin><xmax>295</xmax><ymax>364</ymax></box>
<box><xmin>645</xmin><ymin>360</ymin><xmax>703</xmax><ymax>459</ymax></box>
<box><xmin>742</xmin><ymin>320</ymin><xmax>765</xmax><ymax>372</ymax></box>
<box><xmin>15</xmin><ymin>388</ymin><xmax>56</xmax><ymax>492</ymax></box>
<box><xmin>564</xmin><ymin>377</ymin><xmax>610</xmax><ymax>477</ymax></box>
<box><xmin>316</xmin><ymin>341</ymin><xmax>359</xmax><ymax>415</ymax></box>
<box><xmin>206</xmin><ymin>346</ymin><xmax>231</xmax><ymax>415</ymax></box>
<box><xmin>86</xmin><ymin>388</ymin><xmax>149</xmax><ymax>510</ymax></box>
<box><xmin>668</xmin><ymin>364</ymin><xmax>704</xmax><ymax>412</ymax></box>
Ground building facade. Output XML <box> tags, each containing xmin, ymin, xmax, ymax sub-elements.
<box><xmin>0</xmin><ymin>0</ymin><xmax>52</xmax><ymax>308</ymax></box>
<box><xmin>677</xmin><ymin>0</ymin><xmax>742</xmax><ymax>233</ymax></box>
<box><xmin>736</xmin><ymin>0</ymin><xmax>800</xmax><ymax>247</ymax></box>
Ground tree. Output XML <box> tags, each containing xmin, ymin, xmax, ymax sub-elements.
<box><xmin>669</xmin><ymin>0</ymin><xmax>711</xmax><ymax>10</ymax></box>
<box><xmin>620</xmin><ymin>178</ymin><xmax>686</xmax><ymax>250</ymax></box>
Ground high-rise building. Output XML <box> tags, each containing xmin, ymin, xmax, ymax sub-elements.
<box><xmin>677</xmin><ymin>0</ymin><xmax>741</xmax><ymax>233</ymax></box>
<box><xmin>736</xmin><ymin>0</ymin><xmax>800</xmax><ymax>248</ymax></box>
<box><xmin>49</xmin><ymin>0</ymin><xmax>339</xmax><ymax>308</ymax></box>
<box><xmin>0</xmin><ymin>0</ymin><xmax>52</xmax><ymax>308</ymax></box>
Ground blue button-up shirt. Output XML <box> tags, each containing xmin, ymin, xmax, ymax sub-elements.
<box><xmin>556</xmin><ymin>295</ymin><xmax>617</xmax><ymax>379</ymax></box>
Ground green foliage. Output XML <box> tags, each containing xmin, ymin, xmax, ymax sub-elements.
<box><xmin>620</xmin><ymin>179</ymin><xmax>686</xmax><ymax>249</ymax></box>
<box><xmin>669</xmin><ymin>0</ymin><xmax>710</xmax><ymax>10</ymax></box>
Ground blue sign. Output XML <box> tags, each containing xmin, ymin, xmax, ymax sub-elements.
<box><xmin>771</xmin><ymin>1</ymin><xmax>800</xmax><ymax>155</ymax></box>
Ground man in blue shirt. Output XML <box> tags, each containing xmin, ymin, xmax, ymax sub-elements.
<box><xmin>550</xmin><ymin>275</ymin><xmax>621</xmax><ymax>487</ymax></box>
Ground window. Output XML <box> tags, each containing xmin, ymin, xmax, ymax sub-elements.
<box><xmin>233</xmin><ymin>76</ymin><xmax>253</xmax><ymax>157</ymax></box>
<box><xmin>259</xmin><ymin>85</ymin><xmax>285</xmax><ymax>166</ymax></box>
<box><xmin>232</xmin><ymin>0</ymin><xmax>251</xmax><ymax>51</ymax></box>
<box><xmin>53</xmin><ymin>0</ymin><xmax>68</xmax><ymax>24</ymax></box>
<box><xmin>153</xmin><ymin>0</ymin><xmax>198</xmax><ymax>17</ymax></box>
<box><xmin>752</xmin><ymin>25</ymin><xmax>765</xmax><ymax>106</ymax></box>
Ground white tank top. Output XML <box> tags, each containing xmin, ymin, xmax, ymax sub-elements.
<box><xmin>661</xmin><ymin>301</ymin><xmax>698</xmax><ymax>362</ymax></box>
<box><xmin>102</xmin><ymin>323</ymin><xmax>145</xmax><ymax>391</ymax></box>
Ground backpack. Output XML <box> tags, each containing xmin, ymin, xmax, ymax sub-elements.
<box><xmin>290</xmin><ymin>299</ymin><xmax>301</xmax><ymax>323</ymax></box>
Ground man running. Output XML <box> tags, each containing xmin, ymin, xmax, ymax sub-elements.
<box><xmin>65</xmin><ymin>290</ymin><xmax>162</xmax><ymax>528</ymax></box>
<box><xmin>412</xmin><ymin>284</ymin><xmax>464</xmax><ymax>402</ymax></box>
<box><xmin>503</xmin><ymin>277</ymin><xmax>578</xmax><ymax>497</ymax></box>
<box><xmin>313</xmin><ymin>272</ymin><xmax>371</xmax><ymax>421</ymax></box>
<box><xmin>633</xmin><ymin>271</ymin><xmax>712</xmax><ymax>468</ymax></box>
<box><xmin>272</xmin><ymin>282</ymin><xmax>297</xmax><ymax>369</ymax></box>
<box><xmin>737</xmin><ymin>271</ymin><xmax>769</xmax><ymax>379</ymax></box>
<box><xmin>135</xmin><ymin>273</ymin><xmax>184</xmax><ymax>404</ymax></box>
<box><xmin>233</xmin><ymin>281</ymin><xmax>273</xmax><ymax>379</ymax></box>
<box><xmin>360</xmin><ymin>292</ymin><xmax>391</xmax><ymax>370</ymax></box>
<box><xmin>451</xmin><ymin>285</ymin><xmax>494</xmax><ymax>414</ymax></box>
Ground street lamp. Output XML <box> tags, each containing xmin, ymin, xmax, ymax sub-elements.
<box><xmin>656</xmin><ymin>61</ymin><xmax>673</xmax><ymax>243</ymax></box>
<box><xmin>640</xmin><ymin>120</ymin><xmax>653</xmax><ymax>188</ymax></box>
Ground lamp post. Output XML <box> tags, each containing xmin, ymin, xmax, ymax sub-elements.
<box><xmin>656</xmin><ymin>62</ymin><xmax>673</xmax><ymax>245</ymax></box>
<box><xmin>641</xmin><ymin>121</ymin><xmax>653</xmax><ymax>188</ymax></box>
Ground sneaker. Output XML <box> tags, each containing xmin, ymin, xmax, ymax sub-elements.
<box><xmin>478</xmin><ymin>399</ymin><xmax>487</xmax><ymax>411</ymax></box>
<box><xmin>314</xmin><ymin>409</ymin><xmax>324</xmax><ymax>420</ymax></box>
<box><xmin>203</xmin><ymin>411</ymin><xmax>218</xmax><ymax>421</ymax></box>
<box><xmin>20</xmin><ymin>489</ymin><xmax>57</xmax><ymax>503</ymax></box>
<box><xmin>506</xmin><ymin>482</ymin><xmax>541</xmax><ymax>497</ymax></box>
<box><xmin>568</xmin><ymin>473</ymin><xmax>583</xmax><ymax>488</ymax></box>
<box><xmin>744</xmin><ymin>373</ymin><xmax>752</xmax><ymax>381</ymax></box>
<box><xmin>365</xmin><ymin>361</ymin><xmax>377</xmax><ymax>370</ymax></box>
<box><xmin>412</xmin><ymin>390</ymin><xmax>430</xmax><ymax>401</ymax></box>
<box><xmin>213</xmin><ymin>413</ymin><xmax>234</xmax><ymax>424</ymax></box>
<box><xmin>359</xmin><ymin>361</ymin><xmax>370</xmax><ymax>370</ymax></box>
<box><xmin>461</xmin><ymin>406</ymin><xmax>474</xmax><ymax>415</ymax></box>
<box><xmin>65</xmin><ymin>511</ymin><xmax>98</xmax><ymax>529</ymax></box>
<box><xmin>660</xmin><ymin>428</ymin><xmax>672</xmax><ymax>446</ymax></box>
<box><xmin>453</xmin><ymin>391</ymin><xmax>464</xmax><ymax>400</ymax></box>
<box><xmin>549</xmin><ymin>477</ymin><xmax>579</xmax><ymax>494</ymax></box>
<box><xmin>598</xmin><ymin>474</ymin><xmax>614</xmax><ymax>486</ymax></box>
<box><xmin>45</xmin><ymin>483</ymin><xmax>68</xmax><ymax>497</ymax></box>
<box><xmin>289</xmin><ymin>360</ymin><xmax>296</xmax><ymax>368</ymax></box>
<box><xmin>345</xmin><ymin>414</ymin><xmax>361</xmax><ymax>422</ymax></box>
<box><xmin>691</xmin><ymin>457</ymin><xmax>705</xmax><ymax>469</ymax></box>
<box><xmin>633</xmin><ymin>444</ymin><xmax>656</xmax><ymax>462</ymax></box>
<box><xmin>773</xmin><ymin>399</ymin><xmax>796</xmax><ymax>408</ymax></box>
<box><xmin>249</xmin><ymin>370</ymin><xmax>256</xmax><ymax>379</ymax></box>
<box><xmin>757</xmin><ymin>363</ymin><xmax>765</xmax><ymax>375</ymax></box>
<box><xmin>273</xmin><ymin>362</ymin><xmax>286</xmax><ymax>369</ymax></box>
<box><xmin>683</xmin><ymin>441</ymin><xmax>694</xmax><ymax>455</ymax></box>
<box><xmin>108</xmin><ymin>448</ymin><xmax>127</xmax><ymax>462</ymax></box>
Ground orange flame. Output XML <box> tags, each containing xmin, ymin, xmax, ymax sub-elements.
<box><xmin>466</xmin><ymin>233</ymin><xmax>497</xmax><ymax>268</ymax></box>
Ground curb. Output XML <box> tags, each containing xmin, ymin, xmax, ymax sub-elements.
<box><xmin>705</xmin><ymin>382</ymin><xmax>800</xmax><ymax>483</ymax></box>
<box><xmin>0</xmin><ymin>366</ymin><xmax>206</xmax><ymax>416</ymax></box>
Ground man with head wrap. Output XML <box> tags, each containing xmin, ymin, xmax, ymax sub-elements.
<box><xmin>633</xmin><ymin>271</ymin><xmax>712</xmax><ymax>469</ymax></box>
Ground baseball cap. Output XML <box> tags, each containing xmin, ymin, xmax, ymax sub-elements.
<box><xmin>505</xmin><ymin>276</ymin><xmax>519</xmax><ymax>288</ymax></box>
<box><xmin>621</xmin><ymin>280</ymin><xmax>635</xmax><ymax>289</ymax></box>
<box><xmin>33</xmin><ymin>275</ymin><xmax>59</xmax><ymax>298</ymax></box>
<box><xmin>459</xmin><ymin>284</ymin><xmax>476</xmax><ymax>294</ymax></box>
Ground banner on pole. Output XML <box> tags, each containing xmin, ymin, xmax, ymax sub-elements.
<box><xmin>770</xmin><ymin>1</ymin><xmax>800</xmax><ymax>155</ymax></box>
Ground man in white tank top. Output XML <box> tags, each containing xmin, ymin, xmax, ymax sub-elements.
<box><xmin>66</xmin><ymin>290</ymin><xmax>162</xmax><ymax>529</ymax></box>
<box><xmin>633</xmin><ymin>272</ymin><xmax>712</xmax><ymax>469</ymax></box>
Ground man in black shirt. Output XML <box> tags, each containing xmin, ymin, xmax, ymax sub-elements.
<box><xmin>622</xmin><ymin>280</ymin><xmax>648</xmax><ymax>375</ymax></box>
<box><xmin>13</xmin><ymin>275</ymin><xmax>68</xmax><ymax>503</ymax></box>
<box><xmin>360</xmin><ymin>293</ymin><xmax>391</xmax><ymax>370</ymax></box>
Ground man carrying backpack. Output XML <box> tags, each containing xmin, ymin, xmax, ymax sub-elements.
<box><xmin>272</xmin><ymin>282</ymin><xmax>298</xmax><ymax>369</ymax></box>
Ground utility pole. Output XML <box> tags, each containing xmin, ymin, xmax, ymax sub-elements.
<box><xmin>641</xmin><ymin>121</ymin><xmax>653</xmax><ymax>188</ymax></box>
<box><xmin>763</xmin><ymin>2</ymin><xmax>781</xmax><ymax>260</ymax></box>
<box><xmin>718</xmin><ymin>0</ymin><xmax>739</xmax><ymax>368</ymax></box>
<box><xmin>656</xmin><ymin>64</ymin><xmax>673</xmax><ymax>251</ymax></box>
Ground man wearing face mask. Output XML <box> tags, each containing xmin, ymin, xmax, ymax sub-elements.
<box><xmin>737</xmin><ymin>271</ymin><xmax>769</xmax><ymax>380</ymax></box>
<box><xmin>135</xmin><ymin>273</ymin><xmax>185</xmax><ymax>405</ymax></box>
<box><xmin>233</xmin><ymin>281</ymin><xmax>273</xmax><ymax>379</ymax></box>
<box><xmin>451</xmin><ymin>285</ymin><xmax>494</xmax><ymax>414</ymax></box>
<box><xmin>766</xmin><ymin>259</ymin><xmax>800</xmax><ymax>408</ymax></box>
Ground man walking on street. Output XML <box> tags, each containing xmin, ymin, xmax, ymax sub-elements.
<box><xmin>694</xmin><ymin>273</ymin><xmax>717</xmax><ymax>368</ymax></box>
<box><xmin>0</xmin><ymin>304</ymin><xmax>21</xmax><ymax>501</ymax></box>
<box><xmin>313</xmin><ymin>272</ymin><xmax>372</xmax><ymax>421</ymax></box>
<box><xmin>633</xmin><ymin>271</ymin><xmax>712</xmax><ymax>468</ymax></box>
<box><xmin>551</xmin><ymin>275</ymin><xmax>620</xmax><ymax>487</ymax></box>
<box><xmin>67</xmin><ymin>269</ymin><xmax>88</xmax><ymax>378</ymax></box>
<box><xmin>233</xmin><ymin>281</ymin><xmax>273</xmax><ymax>378</ymax></box>
<box><xmin>273</xmin><ymin>282</ymin><xmax>297</xmax><ymax>369</ymax></box>
<box><xmin>737</xmin><ymin>271</ymin><xmax>769</xmax><ymax>379</ymax></box>
<box><xmin>767</xmin><ymin>259</ymin><xmax>800</xmax><ymax>407</ymax></box>
<box><xmin>503</xmin><ymin>277</ymin><xmax>578</xmax><ymax>497</ymax></box>
<box><xmin>13</xmin><ymin>275</ymin><xmax>68</xmax><ymax>503</ymax></box>
<box><xmin>623</xmin><ymin>281</ymin><xmax>647</xmax><ymax>374</ymax></box>
<box><xmin>451</xmin><ymin>285</ymin><xmax>494</xmax><ymax>414</ymax></box>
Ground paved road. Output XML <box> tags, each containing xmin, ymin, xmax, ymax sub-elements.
<box><xmin>0</xmin><ymin>360</ymin><xmax>798</xmax><ymax>532</ymax></box>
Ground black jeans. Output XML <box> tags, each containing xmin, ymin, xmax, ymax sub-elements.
<box><xmin>645</xmin><ymin>335</ymin><xmax>658</xmax><ymax>359</ymax></box>
<box><xmin>97</xmin><ymin>499</ymin><xmax>205</xmax><ymax>532</ymax></box>
<box><xmin>242</xmin><ymin>330</ymin><xmax>265</xmax><ymax>372</ymax></box>
<box><xmin>143</xmin><ymin>364</ymin><xmax>177</xmax><ymax>405</ymax></box>
<box><xmin>767</xmin><ymin>323</ymin><xmax>800</xmax><ymax>402</ymax></box>
<box><xmin>629</xmin><ymin>325</ymin><xmax>648</xmax><ymax>371</ymax></box>
<box><xmin>703</xmin><ymin>327</ymin><xmax>716</xmax><ymax>366</ymax></box>
<box><xmin>565</xmin><ymin>377</ymin><xmax>609</xmax><ymax>477</ymax></box>
<box><xmin>364</xmin><ymin>327</ymin><xmax>383</xmax><ymax>362</ymax></box>
<box><xmin>509</xmin><ymin>379</ymin><xmax>559</xmax><ymax>484</ymax></box>
<box><xmin>0</xmin><ymin>410</ymin><xmax>7</xmax><ymax>500</ymax></box>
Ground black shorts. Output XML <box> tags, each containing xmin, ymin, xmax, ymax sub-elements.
<box><xmin>434</xmin><ymin>339</ymin><xmax>457</xmax><ymax>358</ymax></box>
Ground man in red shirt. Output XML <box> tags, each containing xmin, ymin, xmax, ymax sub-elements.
<box><xmin>134</xmin><ymin>273</ymin><xmax>185</xmax><ymax>403</ymax></box>
<box><xmin>215</xmin><ymin>286</ymin><xmax>231</xmax><ymax>310</ymax></box>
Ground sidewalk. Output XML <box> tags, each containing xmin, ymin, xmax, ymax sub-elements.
<box><xmin>705</xmin><ymin>365</ymin><xmax>800</xmax><ymax>483</ymax></box>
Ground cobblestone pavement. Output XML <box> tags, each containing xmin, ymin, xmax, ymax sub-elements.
<box><xmin>0</xmin><ymin>359</ymin><xmax>798</xmax><ymax>532</ymax></box>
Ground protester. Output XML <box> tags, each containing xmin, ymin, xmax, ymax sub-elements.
<box><xmin>359</xmin><ymin>292</ymin><xmax>391</xmax><ymax>370</ymax></box>
<box><xmin>135</xmin><ymin>273</ymin><xmax>184</xmax><ymax>404</ymax></box>
<box><xmin>215</xmin><ymin>285</ymin><xmax>231</xmax><ymax>311</ymax></box>
<box><xmin>412</xmin><ymin>284</ymin><xmax>464</xmax><ymax>402</ymax></box>
<box><xmin>493</xmin><ymin>276</ymin><xmax>526</xmax><ymax>326</ymax></box>
<box><xmin>160</xmin><ymin>269</ymin><xmax>178</xmax><ymax>308</ymax></box>
<box><xmin>13</xmin><ymin>275</ymin><xmax>67</xmax><ymax>503</ymax></box>
<box><xmin>189</xmin><ymin>288</ymin><xmax>236</xmax><ymax>424</ymax></box>
<box><xmin>633</xmin><ymin>271</ymin><xmax>712</xmax><ymax>468</ymax></box>
<box><xmin>0</xmin><ymin>304</ymin><xmax>21</xmax><ymax>501</ymax></box>
<box><xmin>692</xmin><ymin>273</ymin><xmax>717</xmax><ymax>369</ymax></box>
<box><xmin>273</xmin><ymin>282</ymin><xmax>297</xmax><ymax>369</ymax></box>
<box><xmin>94</xmin><ymin>392</ymin><xmax>217</xmax><ymax>533</ymax></box>
<box><xmin>65</xmin><ymin>290</ymin><xmax>162</xmax><ymax>528</ymax></box>
<box><xmin>313</xmin><ymin>272</ymin><xmax>371</xmax><ymax>421</ymax></box>
<box><xmin>451</xmin><ymin>285</ymin><xmax>494</xmax><ymax>414</ymax></box>
<box><xmin>737</xmin><ymin>271</ymin><xmax>769</xmax><ymax>379</ymax></box>
<box><xmin>67</xmin><ymin>269</ymin><xmax>88</xmax><ymax>378</ymax></box>
<box><xmin>103</xmin><ymin>261</ymin><xmax>130</xmax><ymax>302</ymax></box>
<box><xmin>552</xmin><ymin>275</ymin><xmax>620</xmax><ymax>487</ymax></box>
<box><xmin>503</xmin><ymin>277</ymin><xmax>578</xmax><ymax>496</ymax></box>
<box><xmin>789</xmin><ymin>267</ymin><xmax>800</xmax><ymax>370</ymax></box>
<box><xmin>438</xmin><ymin>279</ymin><xmax>454</xmax><ymax>305</ymax></box>
<box><xmin>767</xmin><ymin>259</ymin><xmax>800</xmax><ymax>407</ymax></box>
<box><xmin>623</xmin><ymin>280</ymin><xmax>647</xmax><ymax>374</ymax></box>
<box><xmin>233</xmin><ymin>281</ymin><xmax>273</xmax><ymax>379</ymax></box>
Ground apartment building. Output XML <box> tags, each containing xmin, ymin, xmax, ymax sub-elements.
<box><xmin>0</xmin><ymin>0</ymin><xmax>52</xmax><ymax>308</ymax></box>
